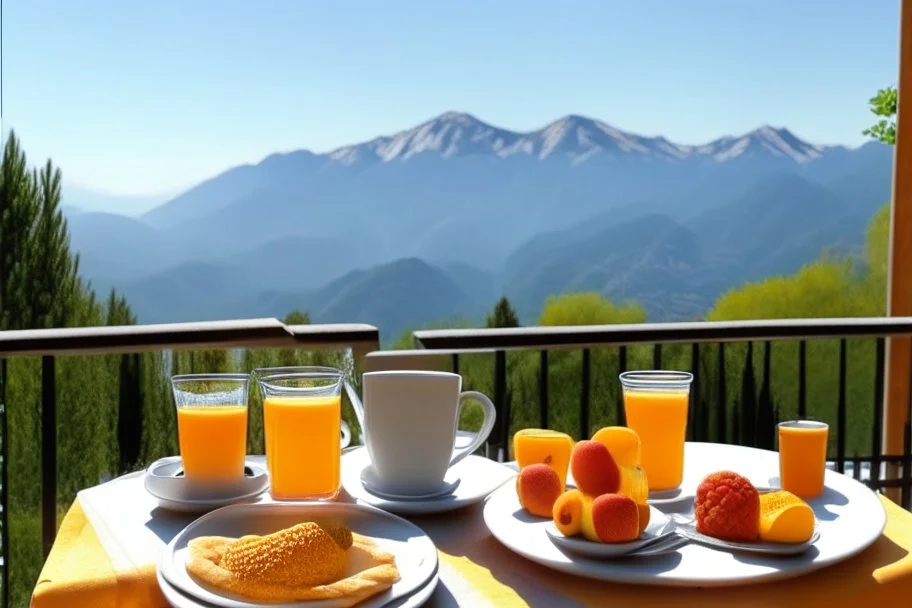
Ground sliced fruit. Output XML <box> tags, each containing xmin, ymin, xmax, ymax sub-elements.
<box><xmin>552</xmin><ymin>489</ymin><xmax>585</xmax><ymax>536</ymax></box>
<box><xmin>513</xmin><ymin>429</ymin><xmax>574</xmax><ymax>488</ymax></box>
<box><xmin>759</xmin><ymin>490</ymin><xmax>815</xmax><ymax>543</ymax></box>
<box><xmin>592</xmin><ymin>426</ymin><xmax>642</xmax><ymax>468</ymax></box>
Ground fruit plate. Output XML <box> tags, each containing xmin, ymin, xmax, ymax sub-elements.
<box><xmin>544</xmin><ymin>506</ymin><xmax>676</xmax><ymax>558</ymax></box>
<box><xmin>489</xmin><ymin>442</ymin><xmax>886</xmax><ymax>587</ymax></box>
<box><xmin>158</xmin><ymin>502</ymin><xmax>439</xmax><ymax>608</ymax></box>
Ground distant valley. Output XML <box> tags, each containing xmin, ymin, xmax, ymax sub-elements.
<box><xmin>66</xmin><ymin>112</ymin><xmax>893</xmax><ymax>342</ymax></box>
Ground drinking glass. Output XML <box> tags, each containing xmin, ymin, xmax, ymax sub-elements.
<box><xmin>619</xmin><ymin>370</ymin><xmax>693</xmax><ymax>492</ymax></box>
<box><xmin>254</xmin><ymin>366</ymin><xmax>344</xmax><ymax>500</ymax></box>
<box><xmin>778</xmin><ymin>420</ymin><xmax>829</xmax><ymax>498</ymax></box>
<box><xmin>171</xmin><ymin>374</ymin><xmax>249</xmax><ymax>485</ymax></box>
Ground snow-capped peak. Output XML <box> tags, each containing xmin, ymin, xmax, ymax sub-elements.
<box><xmin>325</xmin><ymin>112</ymin><xmax>830</xmax><ymax>166</ymax></box>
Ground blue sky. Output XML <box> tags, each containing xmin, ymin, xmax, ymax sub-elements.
<box><xmin>1</xmin><ymin>0</ymin><xmax>900</xmax><ymax>200</ymax></box>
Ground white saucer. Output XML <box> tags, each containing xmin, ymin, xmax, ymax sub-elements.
<box><xmin>144</xmin><ymin>456</ymin><xmax>269</xmax><ymax>513</ymax></box>
<box><xmin>159</xmin><ymin>502</ymin><xmax>438</xmax><ymax>608</ymax></box>
<box><xmin>544</xmin><ymin>506</ymin><xmax>676</xmax><ymax>559</ymax></box>
<box><xmin>342</xmin><ymin>447</ymin><xmax>514</xmax><ymax>515</ymax></box>
<box><xmin>360</xmin><ymin>465</ymin><xmax>460</xmax><ymax>501</ymax></box>
<box><xmin>157</xmin><ymin>564</ymin><xmax>440</xmax><ymax>608</ymax></box>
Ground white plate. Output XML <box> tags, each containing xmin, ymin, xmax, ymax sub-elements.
<box><xmin>159</xmin><ymin>502</ymin><xmax>438</xmax><ymax>608</ymax></box>
<box><xmin>487</xmin><ymin>442</ymin><xmax>886</xmax><ymax>587</ymax></box>
<box><xmin>544</xmin><ymin>506</ymin><xmax>675</xmax><ymax>559</ymax></box>
<box><xmin>157</xmin><ymin>566</ymin><xmax>440</xmax><ymax>608</ymax></box>
<box><xmin>144</xmin><ymin>457</ymin><xmax>269</xmax><ymax>513</ymax></box>
<box><xmin>342</xmin><ymin>447</ymin><xmax>514</xmax><ymax>515</ymax></box>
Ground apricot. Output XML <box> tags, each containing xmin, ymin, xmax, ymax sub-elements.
<box><xmin>570</xmin><ymin>440</ymin><xmax>620</xmax><ymax>497</ymax></box>
<box><xmin>591</xmin><ymin>426</ymin><xmax>641</xmax><ymax>468</ymax></box>
<box><xmin>636</xmin><ymin>502</ymin><xmax>651</xmax><ymax>534</ymax></box>
<box><xmin>516</xmin><ymin>463</ymin><xmax>563</xmax><ymax>517</ymax></box>
<box><xmin>552</xmin><ymin>489</ymin><xmax>585</xmax><ymax>536</ymax></box>
<box><xmin>591</xmin><ymin>494</ymin><xmax>640</xmax><ymax>543</ymax></box>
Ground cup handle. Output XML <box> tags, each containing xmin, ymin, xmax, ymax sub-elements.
<box><xmin>449</xmin><ymin>391</ymin><xmax>497</xmax><ymax>467</ymax></box>
<box><xmin>343</xmin><ymin>380</ymin><xmax>366</xmax><ymax>444</ymax></box>
<box><xmin>341</xmin><ymin>420</ymin><xmax>352</xmax><ymax>449</ymax></box>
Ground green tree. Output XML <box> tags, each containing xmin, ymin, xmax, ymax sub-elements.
<box><xmin>539</xmin><ymin>293</ymin><xmax>646</xmax><ymax>326</ymax></box>
<box><xmin>485</xmin><ymin>297</ymin><xmax>520</xmax><ymax>328</ymax></box>
<box><xmin>0</xmin><ymin>131</ymin><xmax>126</xmax><ymax>606</ymax></box>
<box><xmin>863</xmin><ymin>86</ymin><xmax>897</xmax><ymax>145</ymax></box>
<box><xmin>0</xmin><ymin>132</ymin><xmax>41</xmax><ymax>330</ymax></box>
<box><xmin>106</xmin><ymin>290</ymin><xmax>143</xmax><ymax>472</ymax></box>
<box><xmin>32</xmin><ymin>160</ymin><xmax>82</xmax><ymax>328</ymax></box>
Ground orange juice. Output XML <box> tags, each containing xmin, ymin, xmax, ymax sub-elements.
<box><xmin>622</xmin><ymin>390</ymin><xmax>688</xmax><ymax>491</ymax></box>
<box><xmin>778</xmin><ymin>421</ymin><xmax>828</xmax><ymax>498</ymax></box>
<box><xmin>513</xmin><ymin>429</ymin><xmax>574</xmax><ymax>487</ymax></box>
<box><xmin>177</xmin><ymin>406</ymin><xmax>247</xmax><ymax>482</ymax></box>
<box><xmin>264</xmin><ymin>395</ymin><xmax>341</xmax><ymax>500</ymax></box>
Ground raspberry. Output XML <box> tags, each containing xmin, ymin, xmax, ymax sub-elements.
<box><xmin>695</xmin><ymin>471</ymin><xmax>760</xmax><ymax>542</ymax></box>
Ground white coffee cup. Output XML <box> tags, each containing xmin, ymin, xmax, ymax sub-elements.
<box><xmin>347</xmin><ymin>370</ymin><xmax>496</xmax><ymax>496</ymax></box>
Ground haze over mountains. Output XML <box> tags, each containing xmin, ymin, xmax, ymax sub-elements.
<box><xmin>67</xmin><ymin>111</ymin><xmax>892</xmax><ymax>341</ymax></box>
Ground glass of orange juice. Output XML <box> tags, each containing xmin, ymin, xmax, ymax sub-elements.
<box><xmin>171</xmin><ymin>373</ymin><xmax>249</xmax><ymax>486</ymax></box>
<box><xmin>254</xmin><ymin>366</ymin><xmax>344</xmax><ymax>501</ymax></box>
<box><xmin>778</xmin><ymin>420</ymin><xmax>829</xmax><ymax>498</ymax></box>
<box><xmin>619</xmin><ymin>370</ymin><xmax>693</xmax><ymax>492</ymax></box>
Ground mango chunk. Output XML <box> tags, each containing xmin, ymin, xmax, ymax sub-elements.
<box><xmin>759</xmin><ymin>491</ymin><xmax>815</xmax><ymax>543</ymax></box>
<box><xmin>514</xmin><ymin>429</ymin><xmax>574</xmax><ymax>488</ymax></box>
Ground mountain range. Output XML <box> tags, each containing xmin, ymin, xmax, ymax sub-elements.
<box><xmin>66</xmin><ymin>112</ymin><xmax>893</xmax><ymax>342</ymax></box>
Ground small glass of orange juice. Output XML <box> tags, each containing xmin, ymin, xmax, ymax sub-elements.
<box><xmin>171</xmin><ymin>374</ymin><xmax>250</xmax><ymax>486</ymax></box>
<box><xmin>619</xmin><ymin>371</ymin><xmax>693</xmax><ymax>492</ymax></box>
<box><xmin>778</xmin><ymin>420</ymin><xmax>829</xmax><ymax>499</ymax></box>
<box><xmin>254</xmin><ymin>366</ymin><xmax>344</xmax><ymax>501</ymax></box>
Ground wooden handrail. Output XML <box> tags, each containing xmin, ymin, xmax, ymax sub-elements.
<box><xmin>0</xmin><ymin>318</ymin><xmax>381</xmax><ymax>357</ymax></box>
<box><xmin>414</xmin><ymin>317</ymin><xmax>912</xmax><ymax>351</ymax></box>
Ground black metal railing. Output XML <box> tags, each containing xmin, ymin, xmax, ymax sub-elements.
<box><xmin>0</xmin><ymin>318</ymin><xmax>381</xmax><ymax>607</ymax></box>
<box><xmin>413</xmin><ymin>317</ymin><xmax>912</xmax><ymax>509</ymax></box>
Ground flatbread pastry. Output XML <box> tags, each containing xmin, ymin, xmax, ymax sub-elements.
<box><xmin>186</xmin><ymin>520</ymin><xmax>401</xmax><ymax>604</ymax></box>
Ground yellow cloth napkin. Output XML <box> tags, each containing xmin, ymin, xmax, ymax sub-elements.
<box><xmin>31</xmin><ymin>494</ymin><xmax>912</xmax><ymax>608</ymax></box>
<box><xmin>31</xmin><ymin>500</ymin><xmax>166</xmax><ymax>608</ymax></box>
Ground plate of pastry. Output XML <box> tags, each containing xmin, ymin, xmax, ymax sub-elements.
<box><xmin>158</xmin><ymin>502</ymin><xmax>438</xmax><ymax>607</ymax></box>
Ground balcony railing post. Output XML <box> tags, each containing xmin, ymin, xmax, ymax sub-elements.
<box><xmin>872</xmin><ymin>338</ymin><xmax>886</xmax><ymax>488</ymax></box>
<box><xmin>538</xmin><ymin>351</ymin><xmax>548</xmax><ymax>429</ymax></box>
<box><xmin>837</xmin><ymin>340</ymin><xmax>848</xmax><ymax>473</ymax></box>
<box><xmin>798</xmin><ymin>341</ymin><xmax>807</xmax><ymax>419</ymax></box>
<box><xmin>580</xmin><ymin>349</ymin><xmax>591</xmax><ymax>440</ymax></box>
<box><xmin>616</xmin><ymin>346</ymin><xmax>627</xmax><ymax>426</ymax></box>
<box><xmin>41</xmin><ymin>355</ymin><xmax>57</xmax><ymax>558</ymax></box>
<box><xmin>492</xmin><ymin>351</ymin><xmax>507</xmax><ymax>461</ymax></box>
<box><xmin>690</xmin><ymin>343</ymin><xmax>703</xmax><ymax>442</ymax></box>
<box><xmin>757</xmin><ymin>342</ymin><xmax>774</xmax><ymax>450</ymax></box>
<box><xmin>716</xmin><ymin>343</ymin><xmax>726</xmax><ymax>443</ymax></box>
